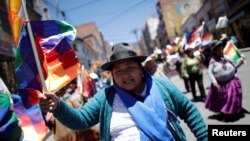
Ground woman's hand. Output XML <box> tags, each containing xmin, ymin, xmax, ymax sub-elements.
<box><xmin>39</xmin><ymin>92</ymin><xmax>59</xmax><ymax>113</ymax></box>
<box><xmin>240</xmin><ymin>56</ymin><xmax>246</xmax><ymax>63</ymax></box>
<box><xmin>213</xmin><ymin>83</ymin><xmax>220</xmax><ymax>89</ymax></box>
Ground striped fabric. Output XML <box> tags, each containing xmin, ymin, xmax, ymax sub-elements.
<box><xmin>17</xmin><ymin>88</ymin><xmax>40</xmax><ymax>107</ymax></box>
<box><xmin>15</xmin><ymin>20</ymin><xmax>81</xmax><ymax>99</ymax></box>
<box><xmin>186</xmin><ymin>25</ymin><xmax>202</xmax><ymax>47</ymax></box>
<box><xmin>0</xmin><ymin>93</ymin><xmax>22</xmax><ymax>141</ymax></box>
<box><xmin>224</xmin><ymin>41</ymin><xmax>242</xmax><ymax>62</ymax></box>
<box><xmin>201</xmin><ymin>33</ymin><xmax>213</xmax><ymax>48</ymax></box>
<box><xmin>7</xmin><ymin>0</ymin><xmax>24</xmax><ymax>46</ymax></box>
<box><xmin>12</xmin><ymin>94</ymin><xmax>48</xmax><ymax>141</ymax></box>
<box><xmin>185</xmin><ymin>23</ymin><xmax>214</xmax><ymax>49</ymax></box>
<box><xmin>202</xmin><ymin>33</ymin><xmax>213</xmax><ymax>42</ymax></box>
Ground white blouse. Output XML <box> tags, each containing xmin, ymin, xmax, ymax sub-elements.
<box><xmin>110</xmin><ymin>87</ymin><xmax>147</xmax><ymax>141</ymax></box>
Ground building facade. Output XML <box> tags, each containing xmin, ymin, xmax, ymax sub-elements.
<box><xmin>74</xmin><ymin>22</ymin><xmax>109</xmax><ymax>72</ymax></box>
<box><xmin>142</xmin><ymin>15</ymin><xmax>160</xmax><ymax>54</ymax></box>
<box><xmin>226</xmin><ymin>0</ymin><xmax>250</xmax><ymax>47</ymax></box>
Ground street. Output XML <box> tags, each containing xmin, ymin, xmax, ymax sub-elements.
<box><xmin>44</xmin><ymin>48</ymin><xmax>250</xmax><ymax>141</ymax></box>
<box><xmin>169</xmin><ymin>48</ymin><xmax>250</xmax><ymax>140</ymax></box>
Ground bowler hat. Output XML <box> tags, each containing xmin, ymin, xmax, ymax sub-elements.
<box><xmin>101</xmin><ymin>42</ymin><xmax>147</xmax><ymax>70</ymax></box>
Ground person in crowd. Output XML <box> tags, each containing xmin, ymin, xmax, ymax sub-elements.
<box><xmin>142</xmin><ymin>54</ymin><xmax>157</xmax><ymax>74</ymax></box>
<box><xmin>154</xmin><ymin>48</ymin><xmax>170</xmax><ymax>78</ymax></box>
<box><xmin>181</xmin><ymin>45</ymin><xmax>206</xmax><ymax>102</ymax></box>
<box><xmin>221</xmin><ymin>33</ymin><xmax>241</xmax><ymax>48</ymax></box>
<box><xmin>67</xmin><ymin>79</ymin><xmax>85</xmax><ymax>106</ymax></box>
<box><xmin>44</xmin><ymin>81</ymin><xmax>99</xmax><ymax>141</ymax></box>
<box><xmin>143</xmin><ymin>53</ymin><xmax>172</xmax><ymax>83</ymax></box>
<box><xmin>176</xmin><ymin>47</ymin><xmax>190</xmax><ymax>93</ymax></box>
<box><xmin>100</xmin><ymin>70</ymin><xmax>113</xmax><ymax>86</ymax></box>
<box><xmin>89</xmin><ymin>72</ymin><xmax>102</xmax><ymax>91</ymax></box>
<box><xmin>230</xmin><ymin>35</ymin><xmax>237</xmax><ymax>45</ymax></box>
<box><xmin>89</xmin><ymin>72</ymin><xmax>110</xmax><ymax>91</ymax></box>
<box><xmin>200</xmin><ymin>41</ymin><xmax>216</xmax><ymax>68</ymax></box>
<box><xmin>166</xmin><ymin>46</ymin><xmax>179</xmax><ymax>77</ymax></box>
<box><xmin>205</xmin><ymin>40</ymin><xmax>245</xmax><ymax>120</ymax></box>
<box><xmin>39</xmin><ymin>42</ymin><xmax>208</xmax><ymax>141</ymax></box>
<box><xmin>220</xmin><ymin>33</ymin><xmax>228</xmax><ymax>42</ymax></box>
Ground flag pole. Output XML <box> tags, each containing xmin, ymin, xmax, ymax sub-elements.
<box><xmin>21</xmin><ymin>0</ymin><xmax>47</xmax><ymax>92</ymax></box>
<box><xmin>201</xmin><ymin>21</ymin><xmax>205</xmax><ymax>38</ymax></box>
<box><xmin>80</xmin><ymin>65</ymin><xmax>85</xmax><ymax>94</ymax></box>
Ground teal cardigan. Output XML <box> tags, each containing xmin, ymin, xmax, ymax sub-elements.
<box><xmin>53</xmin><ymin>77</ymin><xmax>208</xmax><ymax>141</ymax></box>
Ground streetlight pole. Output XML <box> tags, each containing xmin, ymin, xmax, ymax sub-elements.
<box><xmin>131</xmin><ymin>29</ymin><xmax>141</xmax><ymax>52</ymax></box>
<box><xmin>131</xmin><ymin>29</ymin><xmax>139</xmax><ymax>43</ymax></box>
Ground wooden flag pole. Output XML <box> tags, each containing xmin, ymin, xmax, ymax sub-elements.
<box><xmin>80</xmin><ymin>65</ymin><xmax>85</xmax><ymax>95</ymax></box>
<box><xmin>21</xmin><ymin>0</ymin><xmax>47</xmax><ymax>92</ymax></box>
<box><xmin>201</xmin><ymin>21</ymin><xmax>205</xmax><ymax>37</ymax></box>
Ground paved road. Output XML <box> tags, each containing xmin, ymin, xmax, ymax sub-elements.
<box><xmin>169</xmin><ymin>48</ymin><xmax>250</xmax><ymax>140</ymax></box>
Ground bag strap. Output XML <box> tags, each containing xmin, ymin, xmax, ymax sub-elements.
<box><xmin>166</xmin><ymin>109</ymin><xmax>181</xmax><ymax>141</ymax></box>
<box><xmin>155</xmin><ymin>78</ymin><xmax>181</xmax><ymax>141</ymax></box>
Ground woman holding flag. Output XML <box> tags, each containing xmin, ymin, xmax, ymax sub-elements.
<box><xmin>205</xmin><ymin>40</ymin><xmax>245</xmax><ymax>121</ymax></box>
<box><xmin>39</xmin><ymin>42</ymin><xmax>208</xmax><ymax>141</ymax></box>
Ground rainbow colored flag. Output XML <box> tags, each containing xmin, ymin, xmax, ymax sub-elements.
<box><xmin>12</xmin><ymin>94</ymin><xmax>48</xmax><ymax>141</ymax></box>
<box><xmin>15</xmin><ymin>20</ymin><xmax>81</xmax><ymax>104</ymax></box>
<box><xmin>200</xmin><ymin>33</ymin><xmax>213</xmax><ymax>48</ymax></box>
<box><xmin>7</xmin><ymin>0</ymin><xmax>25</xmax><ymax>46</ymax></box>
<box><xmin>202</xmin><ymin>33</ymin><xmax>213</xmax><ymax>42</ymax></box>
<box><xmin>82</xmin><ymin>69</ymin><xmax>96</xmax><ymax>98</ymax></box>
<box><xmin>0</xmin><ymin>93</ymin><xmax>23</xmax><ymax>141</ymax></box>
<box><xmin>223</xmin><ymin>41</ymin><xmax>242</xmax><ymax>62</ymax></box>
<box><xmin>186</xmin><ymin>25</ymin><xmax>203</xmax><ymax>47</ymax></box>
<box><xmin>17</xmin><ymin>88</ymin><xmax>41</xmax><ymax>108</ymax></box>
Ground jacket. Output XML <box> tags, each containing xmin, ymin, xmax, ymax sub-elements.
<box><xmin>53</xmin><ymin>76</ymin><xmax>208</xmax><ymax>141</ymax></box>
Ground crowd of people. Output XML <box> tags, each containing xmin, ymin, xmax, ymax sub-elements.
<box><xmin>1</xmin><ymin>32</ymin><xmax>247</xmax><ymax>140</ymax></box>
<box><xmin>38</xmin><ymin>33</ymin><xmax>246</xmax><ymax>140</ymax></box>
<box><xmin>42</xmin><ymin>80</ymin><xmax>100</xmax><ymax>141</ymax></box>
<box><xmin>142</xmin><ymin>33</ymin><xmax>246</xmax><ymax>122</ymax></box>
<box><xmin>39</xmin><ymin>42</ymin><xmax>208</xmax><ymax>141</ymax></box>
<box><xmin>172</xmin><ymin>33</ymin><xmax>245</xmax><ymax>120</ymax></box>
<box><xmin>205</xmin><ymin>38</ymin><xmax>245</xmax><ymax>121</ymax></box>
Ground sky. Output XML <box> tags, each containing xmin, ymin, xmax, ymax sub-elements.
<box><xmin>44</xmin><ymin>0</ymin><xmax>158</xmax><ymax>44</ymax></box>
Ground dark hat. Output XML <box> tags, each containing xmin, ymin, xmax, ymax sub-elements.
<box><xmin>101</xmin><ymin>42</ymin><xmax>147</xmax><ymax>71</ymax></box>
<box><xmin>210</xmin><ymin>40</ymin><xmax>226</xmax><ymax>51</ymax></box>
